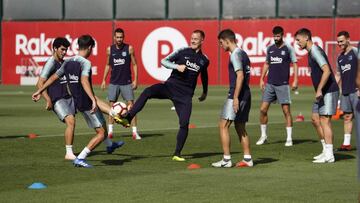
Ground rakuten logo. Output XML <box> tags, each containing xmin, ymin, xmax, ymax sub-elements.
<box><xmin>142</xmin><ymin>27</ymin><xmax>188</xmax><ymax>81</ymax></box>
<box><xmin>186</xmin><ymin>60</ymin><xmax>200</xmax><ymax>72</ymax></box>
<box><xmin>15</xmin><ymin>33</ymin><xmax>98</xmax><ymax>58</ymax></box>
<box><xmin>270</xmin><ymin>56</ymin><xmax>283</xmax><ymax>64</ymax></box>
<box><xmin>235</xmin><ymin>32</ymin><xmax>324</xmax><ymax>63</ymax></box>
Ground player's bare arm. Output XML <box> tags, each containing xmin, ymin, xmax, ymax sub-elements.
<box><xmin>81</xmin><ymin>75</ymin><xmax>97</xmax><ymax>113</ymax></box>
<box><xmin>260</xmin><ymin>62</ymin><xmax>269</xmax><ymax>91</ymax></box>
<box><xmin>292</xmin><ymin>62</ymin><xmax>298</xmax><ymax>90</ymax></box>
<box><xmin>101</xmin><ymin>46</ymin><xmax>111</xmax><ymax>91</ymax></box>
<box><xmin>233</xmin><ymin>70</ymin><xmax>244</xmax><ymax>113</ymax></box>
<box><xmin>316</xmin><ymin>64</ymin><xmax>331</xmax><ymax>100</ymax></box>
<box><xmin>32</xmin><ymin>73</ymin><xmax>60</xmax><ymax>102</ymax></box>
<box><xmin>36</xmin><ymin>77</ymin><xmax>53</xmax><ymax>110</ymax></box>
<box><xmin>129</xmin><ymin>45</ymin><xmax>138</xmax><ymax>90</ymax></box>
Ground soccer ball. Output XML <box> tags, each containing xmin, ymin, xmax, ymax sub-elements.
<box><xmin>111</xmin><ymin>102</ymin><xmax>128</xmax><ymax>116</ymax></box>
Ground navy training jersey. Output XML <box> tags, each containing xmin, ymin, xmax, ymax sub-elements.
<box><xmin>228</xmin><ymin>47</ymin><xmax>251</xmax><ymax>100</ymax></box>
<box><xmin>308</xmin><ymin>45</ymin><xmax>339</xmax><ymax>94</ymax></box>
<box><xmin>161</xmin><ymin>47</ymin><xmax>209</xmax><ymax>96</ymax></box>
<box><xmin>266</xmin><ymin>43</ymin><xmax>297</xmax><ymax>85</ymax></box>
<box><xmin>109</xmin><ymin>44</ymin><xmax>132</xmax><ymax>85</ymax></box>
<box><xmin>40</xmin><ymin>56</ymin><xmax>70</xmax><ymax>103</ymax></box>
<box><xmin>56</xmin><ymin>56</ymin><xmax>93</xmax><ymax>112</ymax></box>
<box><xmin>337</xmin><ymin>47</ymin><xmax>358</xmax><ymax>95</ymax></box>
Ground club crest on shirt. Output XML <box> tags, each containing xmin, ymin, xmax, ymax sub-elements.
<box><xmin>199</xmin><ymin>59</ymin><xmax>205</xmax><ymax>66</ymax></box>
<box><xmin>281</xmin><ymin>51</ymin><xmax>286</xmax><ymax>56</ymax></box>
<box><xmin>348</xmin><ymin>55</ymin><xmax>353</xmax><ymax>61</ymax></box>
<box><xmin>122</xmin><ymin>51</ymin><xmax>127</xmax><ymax>57</ymax></box>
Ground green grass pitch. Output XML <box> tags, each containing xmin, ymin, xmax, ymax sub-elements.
<box><xmin>0</xmin><ymin>85</ymin><xmax>358</xmax><ymax>202</ymax></box>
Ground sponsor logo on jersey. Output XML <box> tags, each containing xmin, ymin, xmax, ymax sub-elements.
<box><xmin>113</xmin><ymin>58</ymin><xmax>126</xmax><ymax>66</ymax></box>
<box><xmin>341</xmin><ymin>64</ymin><xmax>351</xmax><ymax>73</ymax></box>
<box><xmin>270</xmin><ymin>56</ymin><xmax>283</xmax><ymax>64</ymax></box>
<box><xmin>185</xmin><ymin>60</ymin><xmax>200</xmax><ymax>72</ymax></box>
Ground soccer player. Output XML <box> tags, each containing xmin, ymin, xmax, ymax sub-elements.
<box><xmin>211</xmin><ymin>29</ymin><xmax>253</xmax><ymax>168</ymax></box>
<box><xmin>36</xmin><ymin>37</ymin><xmax>77</xmax><ymax>160</ymax></box>
<box><xmin>356</xmin><ymin>41</ymin><xmax>360</xmax><ymax>180</ymax></box>
<box><xmin>256</xmin><ymin>26</ymin><xmax>298</xmax><ymax>146</ymax></box>
<box><xmin>101</xmin><ymin>28</ymin><xmax>141</xmax><ymax>140</ymax></box>
<box><xmin>32</xmin><ymin>35</ymin><xmax>124</xmax><ymax>168</ymax></box>
<box><xmin>118</xmin><ymin>30</ymin><xmax>209</xmax><ymax>161</ymax></box>
<box><xmin>295</xmin><ymin>28</ymin><xmax>339</xmax><ymax>163</ymax></box>
<box><xmin>334</xmin><ymin>31</ymin><xmax>358</xmax><ymax>151</ymax></box>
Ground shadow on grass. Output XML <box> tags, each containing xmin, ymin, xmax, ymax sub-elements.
<box><xmin>269</xmin><ymin>139</ymin><xmax>318</xmax><ymax>145</ymax></box>
<box><xmin>120</xmin><ymin>133</ymin><xmax>164</xmax><ymax>138</ymax></box>
<box><xmin>334</xmin><ymin>153</ymin><xmax>355</xmax><ymax>161</ymax></box>
<box><xmin>0</xmin><ymin>135</ymin><xmax>28</xmax><ymax>139</ymax></box>
<box><xmin>100</xmin><ymin>155</ymin><xmax>148</xmax><ymax>166</ymax></box>
<box><xmin>254</xmin><ymin>157</ymin><xmax>279</xmax><ymax>165</ymax></box>
<box><xmin>184</xmin><ymin>152</ymin><xmax>239</xmax><ymax>159</ymax></box>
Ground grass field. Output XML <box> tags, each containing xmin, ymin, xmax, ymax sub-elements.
<box><xmin>0</xmin><ymin>85</ymin><xmax>358</xmax><ymax>202</ymax></box>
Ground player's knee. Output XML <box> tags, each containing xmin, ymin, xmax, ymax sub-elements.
<box><xmin>311</xmin><ymin>117</ymin><xmax>320</xmax><ymax>126</ymax></box>
<box><xmin>343</xmin><ymin>114</ymin><xmax>353</xmax><ymax>122</ymax></box>
<box><xmin>260</xmin><ymin>108</ymin><xmax>267</xmax><ymax>117</ymax></box>
<box><xmin>64</xmin><ymin>116</ymin><xmax>75</xmax><ymax>128</ymax></box>
<box><xmin>96</xmin><ymin>128</ymin><xmax>106</xmax><ymax>139</ymax></box>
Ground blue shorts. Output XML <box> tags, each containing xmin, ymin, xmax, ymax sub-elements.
<box><xmin>312</xmin><ymin>91</ymin><xmax>339</xmax><ymax>116</ymax></box>
<box><xmin>262</xmin><ymin>84</ymin><xmax>291</xmax><ymax>104</ymax></box>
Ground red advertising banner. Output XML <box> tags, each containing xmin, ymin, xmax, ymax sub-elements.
<box><xmin>220</xmin><ymin>18</ymin><xmax>336</xmax><ymax>86</ymax></box>
<box><xmin>2</xmin><ymin>21</ymin><xmax>112</xmax><ymax>85</ymax></box>
<box><xmin>114</xmin><ymin>20</ymin><xmax>219</xmax><ymax>85</ymax></box>
<box><xmin>2</xmin><ymin>18</ymin><xmax>359</xmax><ymax>86</ymax></box>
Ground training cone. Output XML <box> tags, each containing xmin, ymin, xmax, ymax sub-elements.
<box><xmin>28</xmin><ymin>182</ymin><xmax>47</xmax><ymax>189</ymax></box>
<box><xmin>187</xmin><ymin>163</ymin><xmax>201</xmax><ymax>170</ymax></box>
<box><xmin>295</xmin><ymin>112</ymin><xmax>304</xmax><ymax>122</ymax></box>
<box><xmin>188</xmin><ymin>124</ymin><xmax>196</xmax><ymax>129</ymax></box>
<box><xmin>332</xmin><ymin>108</ymin><xmax>343</xmax><ymax>120</ymax></box>
<box><xmin>28</xmin><ymin>133</ymin><xmax>38</xmax><ymax>139</ymax></box>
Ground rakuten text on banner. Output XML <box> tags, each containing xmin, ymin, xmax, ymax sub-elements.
<box><xmin>220</xmin><ymin>18</ymin><xmax>335</xmax><ymax>86</ymax></box>
<box><xmin>2</xmin><ymin>21</ymin><xmax>112</xmax><ymax>85</ymax></box>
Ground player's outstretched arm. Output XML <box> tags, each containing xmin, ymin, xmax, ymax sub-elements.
<box><xmin>36</xmin><ymin>78</ymin><xmax>53</xmax><ymax>110</ymax></box>
<box><xmin>32</xmin><ymin>73</ymin><xmax>60</xmax><ymax>102</ymax></box>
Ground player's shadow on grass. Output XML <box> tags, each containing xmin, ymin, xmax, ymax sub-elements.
<box><xmin>334</xmin><ymin>153</ymin><xmax>355</xmax><ymax>161</ymax></box>
<box><xmin>121</xmin><ymin>133</ymin><xmax>164</xmax><ymax>138</ymax></box>
<box><xmin>0</xmin><ymin>135</ymin><xmax>28</xmax><ymax>139</ymax></box>
<box><xmin>184</xmin><ymin>152</ymin><xmax>239</xmax><ymax>159</ymax></box>
<box><xmin>270</xmin><ymin>139</ymin><xmax>317</xmax><ymax>145</ymax></box>
<box><xmin>254</xmin><ymin>158</ymin><xmax>279</xmax><ymax>165</ymax></box>
<box><xmin>100</xmin><ymin>155</ymin><xmax>147</xmax><ymax>166</ymax></box>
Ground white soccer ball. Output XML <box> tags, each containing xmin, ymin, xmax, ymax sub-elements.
<box><xmin>111</xmin><ymin>102</ymin><xmax>128</xmax><ymax>116</ymax></box>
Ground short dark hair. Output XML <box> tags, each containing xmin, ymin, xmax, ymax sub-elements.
<box><xmin>193</xmin><ymin>30</ymin><xmax>205</xmax><ymax>39</ymax></box>
<box><xmin>77</xmin><ymin>34</ymin><xmax>95</xmax><ymax>50</ymax></box>
<box><xmin>272</xmin><ymin>26</ymin><xmax>284</xmax><ymax>35</ymax></box>
<box><xmin>53</xmin><ymin>37</ymin><xmax>70</xmax><ymax>49</ymax></box>
<box><xmin>114</xmin><ymin>28</ymin><xmax>124</xmax><ymax>35</ymax></box>
<box><xmin>337</xmin><ymin>31</ymin><xmax>350</xmax><ymax>38</ymax></box>
<box><xmin>295</xmin><ymin>28</ymin><xmax>312</xmax><ymax>40</ymax></box>
<box><xmin>218</xmin><ymin>29</ymin><xmax>236</xmax><ymax>42</ymax></box>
